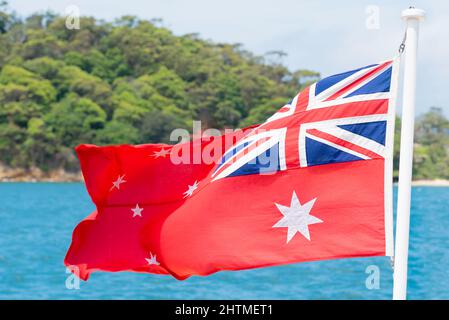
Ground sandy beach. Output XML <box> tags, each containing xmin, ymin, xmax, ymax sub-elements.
<box><xmin>411</xmin><ymin>179</ymin><xmax>449</xmax><ymax>186</ymax></box>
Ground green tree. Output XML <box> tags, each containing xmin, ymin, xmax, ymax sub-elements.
<box><xmin>0</xmin><ymin>65</ymin><xmax>56</xmax><ymax>126</ymax></box>
<box><xmin>45</xmin><ymin>93</ymin><xmax>106</xmax><ymax>146</ymax></box>
<box><xmin>412</xmin><ymin>107</ymin><xmax>449</xmax><ymax>179</ymax></box>
<box><xmin>0</xmin><ymin>122</ymin><xmax>26</xmax><ymax>166</ymax></box>
<box><xmin>95</xmin><ymin>121</ymin><xmax>139</xmax><ymax>145</ymax></box>
<box><xmin>241</xmin><ymin>97</ymin><xmax>289</xmax><ymax>126</ymax></box>
<box><xmin>22</xmin><ymin>117</ymin><xmax>59</xmax><ymax>170</ymax></box>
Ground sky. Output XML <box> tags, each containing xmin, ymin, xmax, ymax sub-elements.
<box><xmin>8</xmin><ymin>0</ymin><xmax>449</xmax><ymax>116</ymax></box>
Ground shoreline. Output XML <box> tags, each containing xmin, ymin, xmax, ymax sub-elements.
<box><xmin>410</xmin><ymin>179</ymin><xmax>449</xmax><ymax>187</ymax></box>
<box><xmin>2</xmin><ymin>179</ymin><xmax>449</xmax><ymax>186</ymax></box>
<box><xmin>2</xmin><ymin>165</ymin><xmax>449</xmax><ymax>186</ymax></box>
<box><xmin>0</xmin><ymin>166</ymin><xmax>83</xmax><ymax>182</ymax></box>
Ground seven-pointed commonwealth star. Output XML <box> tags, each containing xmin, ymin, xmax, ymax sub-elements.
<box><xmin>183</xmin><ymin>181</ymin><xmax>199</xmax><ymax>198</ymax></box>
<box><xmin>145</xmin><ymin>252</ymin><xmax>160</xmax><ymax>266</ymax></box>
<box><xmin>110</xmin><ymin>174</ymin><xmax>126</xmax><ymax>190</ymax></box>
<box><xmin>273</xmin><ymin>191</ymin><xmax>322</xmax><ymax>243</ymax></box>
<box><xmin>131</xmin><ymin>204</ymin><xmax>143</xmax><ymax>218</ymax></box>
<box><xmin>152</xmin><ymin>148</ymin><xmax>170</xmax><ymax>158</ymax></box>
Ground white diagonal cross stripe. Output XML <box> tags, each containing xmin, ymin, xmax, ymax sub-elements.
<box><xmin>211</xmin><ymin>128</ymin><xmax>287</xmax><ymax>182</ymax></box>
<box><xmin>316</xmin><ymin>126</ymin><xmax>386</xmax><ymax>157</ymax></box>
<box><xmin>299</xmin><ymin>114</ymin><xmax>389</xmax><ymax>167</ymax></box>
<box><xmin>311</xmin><ymin>62</ymin><xmax>391</xmax><ymax>105</ymax></box>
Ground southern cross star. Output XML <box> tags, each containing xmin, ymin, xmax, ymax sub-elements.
<box><xmin>183</xmin><ymin>181</ymin><xmax>199</xmax><ymax>198</ymax></box>
<box><xmin>152</xmin><ymin>148</ymin><xmax>170</xmax><ymax>158</ymax></box>
<box><xmin>110</xmin><ymin>174</ymin><xmax>126</xmax><ymax>190</ymax></box>
<box><xmin>145</xmin><ymin>252</ymin><xmax>160</xmax><ymax>266</ymax></box>
<box><xmin>273</xmin><ymin>191</ymin><xmax>322</xmax><ymax>243</ymax></box>
<box><xmin>131</xmin><ymin>204</ymin><xmax>143</xmax><ymax>218</ymax></box>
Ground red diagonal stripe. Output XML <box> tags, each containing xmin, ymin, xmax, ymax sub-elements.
<box><xmin>324</xmin><ymin>61</ymin><xmax>392</xmax><ymax>101</ymax></box>
<box><xmin>262</xmin><ymin>99</ymin><xmax>389</xmax><ymax>130</ymax></box>
<box><xmin>295</xmin><ymin>86</ymin><xmax>310</xmax><ymax>113</ymax></box>
<box><xmin>306</xmin><ymin>128</ymin><xmax>383</xmax><ymax>159</ymax></box>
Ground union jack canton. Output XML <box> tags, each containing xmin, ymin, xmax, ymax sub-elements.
<box><xmin>212</xmin><ymin>58</ymin><xmax>399</xmax><ymax>182</ymax></box>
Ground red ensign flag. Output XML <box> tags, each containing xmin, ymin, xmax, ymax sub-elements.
<box><xmin>65</xmin><ymin>59</ymin><xmax>398</xmax><ymax>280</ymax></box>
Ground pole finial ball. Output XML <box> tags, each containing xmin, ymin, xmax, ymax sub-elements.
<box><xmin>401</xmin><ymin>7</ymin><xmax>425</xmax><ymax>21</ymax></box>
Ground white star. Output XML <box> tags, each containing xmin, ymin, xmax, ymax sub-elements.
<box><xmin>131</xmin><ymin>204</ymin><xmax>143</xmax><ymax>218</ymax></box>
<box><xmin>145</xmin><ymin>252</ymin><xmax>160</xmax><ymax>266</ymax></box>
<box><xmin>152</xmin><ymin>148</ymin><xmax>170</xmax><ymax>158</ymax></box>
<box><xmin>273</xmin><ymin>191</ymin><xmax>323</xmax><ymax>243</ymax></box>
<box><xmin>110</xmin><ymin>174</ymin><xmax>126</xmax><ymax>190</ymax></box>
<box><xmin>183</xmin><ymin>180</ymin><xmax>199</xmax><ymax>198</ymax></box>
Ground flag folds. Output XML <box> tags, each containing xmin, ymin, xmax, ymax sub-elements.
<box><xmin>65</xmin><ymin>58</ymin><xmax>399</xmax><ymax>280</ymax></box>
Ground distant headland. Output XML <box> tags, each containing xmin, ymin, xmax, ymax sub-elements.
<box><xmin>0</xmin><ymin>7</ymin><xmax>448</xmax><ymax>185</ymax></box>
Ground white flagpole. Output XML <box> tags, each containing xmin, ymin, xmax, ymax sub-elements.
<box><xmin>393</xmin><ymin>7</ymin><xmax>425</xmax><ymax>300</ymax></box>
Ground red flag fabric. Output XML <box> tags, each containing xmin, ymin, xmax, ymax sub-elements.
<box><xmin>65</xmin><ymin>128</ymin><xmax>251</xmax><ymax>280</ymax></box>
<box><xmin>65</xmin><ymin>59</ymin><xmax>398</xmax><ymax>280</ymax></box>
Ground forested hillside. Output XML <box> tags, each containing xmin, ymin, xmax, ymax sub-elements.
<box><xmin>1</xmin><ymin>2</ymin><xmax>448</xmax><ymax>180</ymax></box>
<box><xmin>0</xmin><ymin>3</ymin><xmax>318</xmax><ymax>173</ymax></box>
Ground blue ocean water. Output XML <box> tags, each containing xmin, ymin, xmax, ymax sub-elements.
<box><xmin>0</xmin><ymin>183</ymin><xmax>448</xmax><ymax>299</ymax></box>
